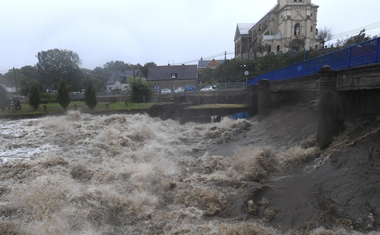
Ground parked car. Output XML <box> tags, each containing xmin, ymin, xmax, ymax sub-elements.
<box><xmin>185</xmin><ymin>86</ymin><xmax>197</xmax><ymax>92</ymax></box>
<box><xmin>161</xmin><ymin>88</ymin><xmax>172</xmax><ymax>94</ymax></box>
<box><xmin>174</xmin><ymin>87</ymin><xmax>185</xmax><ymax>93</ymax></box>
<box><xmin>200</xmin><ymin>85</ymin><xmax>216</xmax><ymax>91</ymax></box>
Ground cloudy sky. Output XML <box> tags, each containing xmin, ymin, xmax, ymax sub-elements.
<box><xmin>1</xmin><ymin>0</ymin><xmax>379</xmax><ymax>73</ymax></box>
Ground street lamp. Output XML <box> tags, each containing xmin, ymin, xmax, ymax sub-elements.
<box><xmin>241</xmin><ymin>65</ymin><xmax>249</xmax><ymax>89</ymax></box>
<box><xmin>244</xmin><ymin>70</ymin><xmax>249</xmax><ymax>88</ymax></box>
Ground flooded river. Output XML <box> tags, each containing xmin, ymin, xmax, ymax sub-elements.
<box><xmin>0</xmin><ymin>103</ymin><xmax>379</xmax><ymax>234</ymax></box>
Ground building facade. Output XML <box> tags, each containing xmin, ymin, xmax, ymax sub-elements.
<box><xmin>198</xmin><ymin>59</ymin><xmax>225</xmax><ymax>73</ymax></box>
<box><xmin>146</xmin><ymin>64</ymin><xmax>198</xmax><ymax>92</ymax></box>
<box><xmin>235</xmin><ymin>0</ymin><xmax>320</xmax><ymax>60</ymax></box>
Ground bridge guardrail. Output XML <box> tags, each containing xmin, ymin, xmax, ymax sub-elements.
<box><xmin>248</xmin><ymin>37</ymin><xmax>380</xmax><ymax>85</ymax></box>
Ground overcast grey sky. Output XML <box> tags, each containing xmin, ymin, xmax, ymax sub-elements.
<box><xmin>1</xmin><ymin>0</ymin><xmax>379</xmax><ymax>73</ymax></box>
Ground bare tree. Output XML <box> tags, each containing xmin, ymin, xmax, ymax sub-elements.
<box><xmin>317</xmin><ymin>27</ymin><xmax>333</xmax><ymax>48</ymax></box>
<box><xmin>283</xmin><ymin>37</ymin><xmax>306</xmax><ymax>51</ymax></box>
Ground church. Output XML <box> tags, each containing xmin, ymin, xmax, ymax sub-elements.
<box><xmin>234</xmin><ymin>0</ymin><xmax>321</xmax><ymax>60</ymax></box>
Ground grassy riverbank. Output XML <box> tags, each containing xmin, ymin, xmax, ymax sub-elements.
<box><xmin>0</xmin><ymin>101</ymin><xmax>166</xmax><ymax>117</ymax></box>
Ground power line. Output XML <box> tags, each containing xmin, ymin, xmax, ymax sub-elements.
<box><xmin>175</xmin><ymin>51</ymin><xmax>235</xmax><ymax>65</ymax></box>
<box><xmin>329</xmin><ymin>21</ymin><xmax>380</xmax><ymax>41</ymax></box>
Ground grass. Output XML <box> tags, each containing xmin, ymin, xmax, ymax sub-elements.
<box><xmin>0</xmin><ymin>101</ymin><xmax>169</xmax><ymax>116</ymax></box>
<box><xmin>186</xmin><ymin>104</ymin><xmax>247</xmax><ymax>109</ymax></box>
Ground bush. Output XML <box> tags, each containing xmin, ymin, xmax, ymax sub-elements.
<box><xmin>129</xmin><ymin>77</ymin><xmax>154</xmax><ymax>103</ymax></box>
<box><xmin>0</xmin><ymin>85</ymin><xmax>8</xmax><ymax>111</ymax></box>
<box><xmin>29</xmin><ymin>83</ymin><xmax>41</xmax><ymax>110</ymax></box>
<box><xmin>57</xmin><ymin>79</ymin><xmax>70</xmax><ymax>110</ymax></box>
<box><xmin>84</xmin><ymin>80</ymin><xmax>97</xmax><ymax>110</ymax></box>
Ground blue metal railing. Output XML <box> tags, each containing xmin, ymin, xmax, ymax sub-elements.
<box><xmin>247</xmin><ymin>37</ymin><xmax>380</xmax><ymax>85</ymax></box>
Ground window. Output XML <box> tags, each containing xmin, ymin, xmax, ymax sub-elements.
<box><xmin>311</xmin><ymin>26</ymin><xmax>313</xmax><ymax>32</ymax></box>
<box><xmin>277</xmin><ymin>45</ymin><xmax>280</xmax><ymax>52</ymax></box>
<box><xmin>109</xmin><ymin>87</ymin><xmax>112</xmax><ymax>91</ymax></box>
<box><xmin>171</xmin><ymin>73</ymin><xmax>177</xmax><ymax>79</ymax></box>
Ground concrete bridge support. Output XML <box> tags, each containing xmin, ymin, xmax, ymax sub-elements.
<box><xmin>258</xmin><ymin>79</ymin><xmax>272</xmax><ymax>121</ymax></box>
<box><xmin>316</xmin><ymin>66</ymin><xmax>344</xmax><ymax>149</ymax></box>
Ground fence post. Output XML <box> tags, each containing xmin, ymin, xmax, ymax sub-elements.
<box><xmin>106</xmin><ymin>103</ymin><xmax>109</xmax><ymax>110</ymax></box>
<box><xmin>74</xmin><ymin>104</ymin><xmax>77</xmax><ymax>110</ymax></box>
<box><xmin>44</xmin><ymin>105</ymin><xmax>47</xmax><ymax>113</ymax></box>
<box><xmin>375</xmin><ymin>37</ymin><xmax>380</xmax><ymax>63</ymax></box>
<box><xmin>348</xmin><ymin>46</ymin><xmax>352</xmax><ymax>68</ymax></box>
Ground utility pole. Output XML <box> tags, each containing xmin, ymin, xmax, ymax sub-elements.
<box><xmin>13</xmin><ymin>67</ymin><xmax>18</xmax><ymax>96</ymax></box>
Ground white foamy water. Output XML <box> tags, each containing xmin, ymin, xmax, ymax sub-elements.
<box><xmin>0</xmin><ymin>111</ymin><xmax>378</xmax><ymax>234</ymax></box>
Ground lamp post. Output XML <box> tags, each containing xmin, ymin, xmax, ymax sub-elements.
<box><xmin>244</xmin><ymin>70</ymin><xmax>249</xmax><ymax>89</ymax></box>
<box><xmin>241</xmin><ymin>64</ymin><xmax>248</xmax><ymax>89</ymax></box>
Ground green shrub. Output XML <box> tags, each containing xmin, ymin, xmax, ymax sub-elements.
<box><xmin>29</xmin><ymin>83</ymin><xmax>41</xmax><ymax>110</ymax></box>
<box><xmin>0</xmin><ymin>85</ymin><xmax>8</xmax><ymax>111</ymax></box>
<box><xmin>129</xmin><ymin>77</ymin><xmax>153</xmax><ymax>103</ymax></box>
<box><xmin>84</xmin><ymin>80</ymin><xmax>97</xmax><ymax>110</ymax></box>
<box><xmin>57</xmin><ymin>79</ymin><xmax>70</xmax><ymax>110</ymax></box>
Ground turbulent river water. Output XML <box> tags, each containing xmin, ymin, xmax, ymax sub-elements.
<box><xmin>0</xmin><ymin>102</ymin><xmax>380</xmax><ymax>235</ymax></box>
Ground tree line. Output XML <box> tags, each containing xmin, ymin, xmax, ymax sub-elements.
<box><xmin>0</xmin><ymin>48</ymin><xmax>156</xmax><ymax>96</ymax></box>
<box><xmin>0</xmin><ymin>48</ymin><xmax>157</xmax><ymax>111</ymax></box>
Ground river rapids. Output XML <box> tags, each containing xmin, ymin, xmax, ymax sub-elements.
<box><xmin>0</xmin><ymin>102</ymin><xmax>380</xmax><ymax>235</ymax></box>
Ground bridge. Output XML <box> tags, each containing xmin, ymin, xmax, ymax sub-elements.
<box><xmin>244</xmin><ymin>37</ymin><xmax>380</xmax><ymax>149</ymax></box>
<box><xmin>248</xmin><ymin>63</ymin><xmax>380</xmax><ymax>149</ymax></box>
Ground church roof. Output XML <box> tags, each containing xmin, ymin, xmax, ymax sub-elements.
<box><xmin>237</xmin><ymin>23</ymin><xmax>255</xmax><ymax>35</ymax></box>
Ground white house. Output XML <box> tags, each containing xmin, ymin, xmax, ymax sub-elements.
<box><xmin>105</xmin><ymin>69</ymin><xmax>143</xmax><ymax>92</ymax></box>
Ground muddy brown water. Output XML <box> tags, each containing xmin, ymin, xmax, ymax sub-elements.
<box><xmin>0</xmin><ymin>103</ymin><xmax>379</xmax><ymax>234</ymax></box>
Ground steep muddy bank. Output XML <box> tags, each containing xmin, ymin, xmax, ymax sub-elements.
<box><xmin>258</xmin><ymin>116</ymin><xmax>380</xmax><ymax>232</ymax></box>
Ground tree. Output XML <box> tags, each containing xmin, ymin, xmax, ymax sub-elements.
<box><xmin>28</xmin><ymin>83</ymin><xmax>41</xmax><ymax>110</ymax></box>
<box><xmin>0</xmin><ymin>85</ymin><xmax>8</xmax><ymax>111</ymax></box>
<box><xmin>336</xmin><ymin>29</ymin><xmax>372</xmax><ymax>47</ymax></box>
<box><xmin>18</xmin><ymin>66</ymin><xmax>41</xmax><ymax>96</ymax></box>
<box><xmin>129</xmin><ymin>77</ymin><xmax>153</xmax><ymax>103</ymax></box>
<box><xmin>138</xmin><ymin>62</ymin><xmax>157</xmax><ymax>78</ymax></box>
<box><xmin>84</xmin><ymin>80</ymin><xmax>97</xmax><ymax>110</ymax></box>
<box><xmin>317</xmin><ymin>27</ymin><xmax>333</xmax><ymax>48</ymax></box>
<box><xmin>57</xmin><ymin>79</ymin><xmax>70</xmax><ymax>110</ymax></box>
<box><xmin>36</xmin><ymin>49</ymin><xmax>82</xmax><ymax>91</ymax></box>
